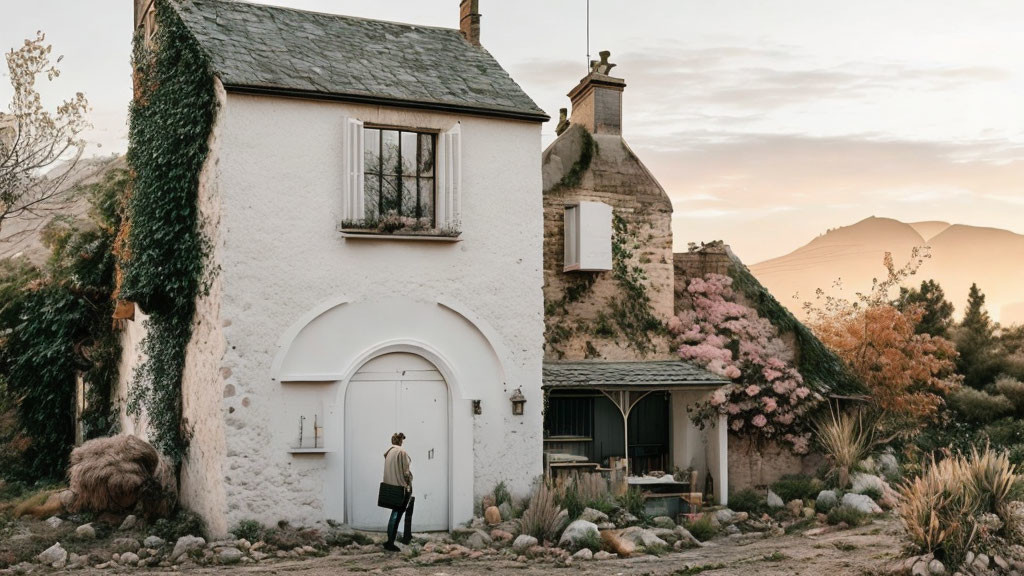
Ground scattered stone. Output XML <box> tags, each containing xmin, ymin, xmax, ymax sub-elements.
<box><xmin>714</xmin><ymin>508</ymin><xmax>737</xmax><ymax>525</ymax></box>
<box><xmin>597</xmin><ymin>521</ymin><xmax>616</xmax><ymax>531</ymax></box>
<box><xmin>994</xmin><ymin>555</ymin><xmax>1010</xmax><ymax>571</ymax></box>
<box><xmin>972</xmin><ymin>553</ymin><xmax>990</xmax><ymax>573</ymax></box>
<box><xmin>652</xmin><ymin>515</ymin><xmax>676</xmax><ymax>529</ymax></box>
<box><xmin>601</xmin><ymin>530</ymin><xmax>635</xmax><ymax>557</ymax></box>
<box><xmin>877</xmin><ymin>453</ymin><xmax>900</xmax><ymax>479</ymax></box>
<box><xmin>170</xmin><ymin>535</ymin><xmax>206</xmax><ymax>562</ymax></box>
<box><xmin>44</xmin><ymin>516</ymin><xmax>63</xmax><ymax>529</ymax></box>
<box><xmin>144</xmin><ymin>535</ymin><xmax>166</xmax><ymax>548</ymax></box>
<box><xmin>559</xmin><ymin>520</ymin><xmax>600</xmax><ymax>549</ymax></box>
<box><xmin>594</xmin><ymin>550</ymin><xmax>616</xmax><ymax>560</ymax></box>
<box><xmin>724</xmin><ymin>524</ymin><xmax>741</xmax><ymax>536</ymax></box>
<box><xmin>572</xmin><ymin>548</ymin><xmax>593</xmax><ymax>560</ymax></box>
<box><xmin>512</xmin><ymin>534</ymin><xmax>538</xmax><ymax>553</ymax></box>
<box><xmin>816</xmin><ymin>490</ymin><xmax>838</xmax><ymax>512</ymax></box>
<box><xmin>804</xmin><ymin>527</ymin><xmax>829</xmax><ymax>537</ymax></box>
<box><xmin>767</xmin><ymin>490</ymin><xmax>784</xmax><ymax>508</ymax></box>
<box><xmin>111</xmin><ymin>537</ymin><xmax>142</xmax><ymax>553</ymax></box>
<box><xmin>911</xmin><ymin>559</ymin><xmax>930</xmax><ymax>576</ymax></box>
<box><xmin>37</xmin><ymin>543</ymin><xmax>68</xmax><ymax>568</ymax></box>
<box><xmin>120</xmin><ymin>515</ymin><xmax>138</xmax><ymax>531</ymax></box>
<box><xmin>120</xmin><ymin>552</ymin><xmax>140</xmax><ymax>565</ymax></box>
<box><xmin>75</xmin><ymin>523</ymin><xmax>96</xmax><ymax>539</ymax></box>
<box><xmin>674</xmin><ymin>525</ymin><xmax>702</xmax><ymax>547</ymax></box>
<box><xmin>490</xmin><ymin>529</ymin><xmax>514</xmax><ymax>542</ymax></box>
<box><xmin>484</xmin><ymin>506</ymin><xmax>502</xmax><ymax>525</ymax></box>
<box><xmin>68</xmin><ymin>553</ymin><xmax>88</xmax><ymax>569</ymax></box>
<box><xmin>619</xmin><ymin>526</ymin><xmax>668</xmax><ymax>549</ymax></box>
<box><xmin>219</xmin><ymin>548</ymin><xmax>243</xmax><ymax>564</ymax></box>
<box><xmin>851</xmin><ymin>472</ymin><xmax>885</xmax><ymax>496</ymax></box>
<box><xmin>580</xmin><ymin>507</ymin><xmax>609</xmax><ymax>524</ymax></box>
<box><xmin>465</xmin><ymin>529</ymin><xmax>492</xmax><ymax>550</ymax></box>
<box><xmin>614</xmin><ymin>511</ymin><xmax>640</xmax><ymax>527</ymax></box>
<box><xmin>841</xmin><ymin>492</ymin><xmax>882</xmax><ymax>514</ymax></box>
<box><xmin>928</xmin><ymin>558</ymin><xmax>946</xmax><ymax>575</ymax></box>
<box><xmin>803</xmin><ymin>507</ymin><xmax>816</xmax><ymax>518</ymax></box>
<box><xmin>786</xmin><ymin>499</ymin><xmax>803</xmax><ymax>517</ymax></box>
<box><xmin>733</xmin><ymin>511</ymin><xmax>749</xmax><ymax>523</ymax></box>
<box><xmin>498</xmin><ymin>502</ymin><xmax>514</xmax><ymax>522</ymax></box>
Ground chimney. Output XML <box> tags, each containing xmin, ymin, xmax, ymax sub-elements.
<box><xmin>460</xmin><ymin>0</ymin><xmax>481</xmax><ymax>46</ymax></box>
<box><xmin>568</xmin><ymin>51</ymin><xmax>626</xmax><ymax>135</ymax></box>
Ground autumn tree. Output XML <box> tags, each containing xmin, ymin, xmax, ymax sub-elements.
<box><xmin>897</xmin><ymin>279</ymin><xmax>955</xmax><ymax>338</ymax></box>
<box><xmin>805</xmin><ymin>251</ymin><xmax>960</xmax><ymax>438</ymax></box>
<box><xmin>0</xmin><ymin>32</ymin><xmax>89</xmax><ymax>243</ymax></box>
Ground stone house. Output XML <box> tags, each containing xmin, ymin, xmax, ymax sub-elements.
<box><xmin>540</xmin><ymin>56</ymin><xmax>731</xmax><ymax>505</ymax></box>
<box><xmin>119</xmin><ymin>0</ymin><xmax>547</xmax><ymax>536</ymax></box>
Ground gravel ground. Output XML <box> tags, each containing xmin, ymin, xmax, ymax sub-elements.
<box><xmin>99</xmin><ymin>516</ymin><xmax>904</xmax><ymax>576</ymax></box>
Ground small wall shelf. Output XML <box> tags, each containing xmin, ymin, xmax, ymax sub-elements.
<box><xmin>288</xmin><ymin>448</ymin><xmax>330</xmax><ymax>455</ymax></box>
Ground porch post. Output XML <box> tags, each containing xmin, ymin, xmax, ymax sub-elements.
<box><xmin>708</xmin><ymin>412</ymin><xmax>729</xmax><ymax>506</ymax></box>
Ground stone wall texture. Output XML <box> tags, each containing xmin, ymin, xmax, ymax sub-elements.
<box><xmin>541</xmin><ymin>124</ymin><xmax>675</xmax><ymax>361</ymax></box>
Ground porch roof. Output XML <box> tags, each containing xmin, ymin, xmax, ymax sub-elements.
<box><xmin>543</xmin><ymin>360</ymin><xmax>729</xmax><ymax>391</ymax></box>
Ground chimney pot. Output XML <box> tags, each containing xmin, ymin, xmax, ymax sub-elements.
<box><xmin>568</xmin><ymin>51</ymin><xmax>625</xmax><ymax>135</ymax></box>
<box><xmin>460</xmin><ymin>0</ymin><xmax>481</xmax><ymax>46</ymax></box>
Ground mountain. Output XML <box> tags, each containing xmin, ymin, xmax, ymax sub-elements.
<box><xmin>750</xmin><ymin>216</ymin><xmax>1024</xmax><ymax>326</ymax></box>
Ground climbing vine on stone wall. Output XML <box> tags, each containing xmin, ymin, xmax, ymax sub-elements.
<box><xmin>118</xmin><ymin>0</ymin><xmax>218</xmax><ymax>462</ymax></box>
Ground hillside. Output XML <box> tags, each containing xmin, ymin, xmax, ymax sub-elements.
<box><xmin>750</xmin><ymin>216</ymin><xmax>1024</xmax><ymax>326</ymax></box>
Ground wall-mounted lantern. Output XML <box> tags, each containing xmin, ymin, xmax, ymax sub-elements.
<box><xmin>510</xmin><ymin>388</ymin><xmax>526</xmax><ymax>416</ymax></box>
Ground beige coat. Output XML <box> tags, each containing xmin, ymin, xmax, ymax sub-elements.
<box><xmin>382</xmin><ymin>445</ymin><xmax>412</xmax><ymax>489</ymax></box>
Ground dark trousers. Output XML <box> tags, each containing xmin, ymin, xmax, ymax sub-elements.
<box><xmin>386</xmin><ymin>494</ymin><xmax>414</xmax><ymax>544</ymax></box>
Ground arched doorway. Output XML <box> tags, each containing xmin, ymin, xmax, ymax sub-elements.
<box><xmin>345</xmin><ymin>353</ymin><xmax>450</xmax><ymax>531</ymax></box>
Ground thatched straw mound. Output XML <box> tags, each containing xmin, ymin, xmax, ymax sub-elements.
<box><xmin>68</xmin><ymin>435</ymin><xmax>177</xmax><ymax>518</ymax></box>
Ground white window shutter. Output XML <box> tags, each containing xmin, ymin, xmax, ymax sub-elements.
<box><xmin>437</xmin><ymin>122</ymin><xmax>462</xmax><ymax>229</ymax></box>
<box><xmin>341</xmin><ymin>116</ymin><xmax>364</xmax><ymax>222</ymax></box>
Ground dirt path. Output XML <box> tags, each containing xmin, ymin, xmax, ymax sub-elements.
<box><xmin>110</xmin><ymin>517</ymin><xmax>903</xmax><ymax>576</ymax></box>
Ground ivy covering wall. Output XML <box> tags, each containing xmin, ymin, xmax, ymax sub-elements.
<box><xmin>118</xmin><ymin>0</ymin><xmax>218</xmax><ymax>462</ymax></box>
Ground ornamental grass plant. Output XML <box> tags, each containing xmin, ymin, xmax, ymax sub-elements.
<box><xmin>815</xmin><ymin>408</ymin><xmax>874</xmax><ymax>489</ymax></box>
<box><xmin>519</xmin><ymin>482</ymin><xmax>565</xmax><ymax>543</ymax></box>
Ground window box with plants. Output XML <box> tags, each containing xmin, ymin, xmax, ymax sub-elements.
<box><xmin>339</xmin><ymin>214</ymin><xmax>461</xmax><ymax>241</ymax></box>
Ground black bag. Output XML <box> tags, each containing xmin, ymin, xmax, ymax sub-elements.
<box><xmin>378</xmin><ymin>483</ymin><xmax>406</xmax><ymax>509</ymax></box>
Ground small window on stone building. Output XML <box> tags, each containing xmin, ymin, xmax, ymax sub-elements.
<box><xmin>564</xmin><ymin>201</ymin><xmax>613</xmax><ymax>271</ymax></box>
<box><xmin>362</xmin><ymin>127</ymin><xmax>436</xmax><ymax>226</ymax></box>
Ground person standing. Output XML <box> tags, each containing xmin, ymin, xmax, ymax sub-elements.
<box><xmin>382</xmin><ymin>432</ymin><xmax>414</xmax><ymax>551</ymax></box>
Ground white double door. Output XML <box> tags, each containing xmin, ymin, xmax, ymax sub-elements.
<box><xmin>346</xmin><ymin>353</ymin><xmax>450</xmax><ymax>531</ymax></box>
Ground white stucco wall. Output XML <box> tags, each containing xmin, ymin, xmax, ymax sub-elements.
<box><xmin>114</xmin><ymin>308</ymin><xmax>150</xmax><ymax>440</ymax></box>
<box><xmin>205</xmin><ymin>94</ymin><xmax>545</xmax><ymax>533</ymax></box>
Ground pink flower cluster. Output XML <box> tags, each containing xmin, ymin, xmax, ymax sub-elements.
<box><xmin>671</xmin><ymin>273</ymin><xmax>822</xmax><ymax>454</ymax></box>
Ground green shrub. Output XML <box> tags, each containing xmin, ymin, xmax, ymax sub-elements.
<box><xmin>232</xmin><ymin>519</ymin><xmax>265</xmax><ymax>543</ymax></box>
<box><xmin>683</xmin><ymin>514</ymin><xmax>719</xmax><ymax>542</ymax></box>
<box><xmin>995</xmin><ymin>377</ymin><xmax>1024</xmax><ymax>412</ymax></box>
<box><xmin>728</xmin><ymin>489</ymin><xmax>766</xmax><ymax>515</ymax></box>
<box><xmin>617</xmin><ymin>487</ymin><xmax>646</xmax><ymax>518</ymax></box>
<box><xmin>947</xmin><ymin>388</ymin><xmax>1014</xmax><ymax>423</ymax></box>
<box><xmin>826</xmin><ymin>505</ymin><xmax>867</xmax><ymax>527</ymax></box>
<box><xmin>857</xmin><ymin>486</ymin><xmax>882</xmax><ymax>502</ymax></box>
<box><xmin>570</xmin><ymin>530</ymin><xmax>603</xmax><ymax>553</ymax></box>
<box><xmin>771</xmin><ymin>474</ymin><xmax>822</xmax><ymax>503</ymax></box>
<box><xmin>559</xmin><ymin>483</ymin><xmax>585</xmax><ymax>520</ymax></box>
<box><xmin>493</xmin><ymin>481</ymin><xmax>512</xmax><ymax>507</ymax></box>
<box><xmin>152</xmin><ymin>509</ymin><xmax>206</xmax><ymax>542</ymax></box>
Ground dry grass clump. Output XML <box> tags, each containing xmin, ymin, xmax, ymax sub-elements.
<box><xmin>68</xmin><ymin>435</ymin><xmax>177</xmax><ymax>519</ymax></box>
<box><xmin>816</xmin><ymin>408</ymin><xmax>874</xmax><ymax>489</ymax></box>
<box><xmin>519</xmin><ymin>482</ymin><xmax>565</xmax><ymax>543</ymax></box>
<box><xmin>898</xmin><ymin>446</ymin><xmax>1019</xmax><ymax>567</ymax></box>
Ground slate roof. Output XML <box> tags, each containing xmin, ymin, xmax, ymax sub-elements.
<box><xmin>543</xmin><ymin>361</ymin><xmax>729</xmax><ymax>390</ymax></box>
<box><xmin>171</xmin><ymin>0</ymin><xmax>548</xmax><ymax>121</ymax></box>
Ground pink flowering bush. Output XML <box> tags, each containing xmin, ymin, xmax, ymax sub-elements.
<box><xmin>671</xmin><ymin>274</ymin><xmax>822</xmax><ymax>453</ymax></box>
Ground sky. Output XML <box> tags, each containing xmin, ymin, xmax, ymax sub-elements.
<box><xmin>2</xmin><ymin>0</ymin><xmax>1022</xmax><ymax>263</ymax></box>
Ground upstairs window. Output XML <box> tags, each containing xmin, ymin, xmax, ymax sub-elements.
<box><xmin>340</xmin><ymin>118</ymin><xmax>461</xmax><ymax>235</ymax></box>
<box><xmin>362</xmin><ymin>128</ymin><xmax>436</xmax><ymax>226</ymax></box>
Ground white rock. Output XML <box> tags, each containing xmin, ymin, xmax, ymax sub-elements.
<box><xmin>45</xmin><ymin>516</ymin><xmax>63</xmax><ymax>529</ymax></box>
<box><xmin>928</xmin><ymin>558</ymin><xmax>946</xmax><ymax>575</ymax></box>
<box><xmin>170</xmin><ymin>535</ymin><xmax>206</xmax><ymax>562</ymax></box>
<box><xmin>144</xmin><ymin>535</ymin><xmax>166</xmax><ymax>548</ymax></box>
<box><xmin>652</xmin><ymin>515</ymin><xmax>676</xmax><ymax>529</ymax></box>
<box><xmin>579</xmin><ymin>507</ymin><xmax>609</xmax><ymax>524</ymax></box>
<box><xmin>851</xmin><ymin>472</ymin><xmax>885</xmax><ymax>495</ymax></box>
<box><xmin>840</xmin><ymin>492</ymin><xmax>882</xmax><ymax>514</ymax></box>
<box><xmin>619</xmin><ymin>526</ymin><xmax>668</xmax><ymax>549</ymax></box>
<box><xmin>674</xmin><ymin>525</ymin><xmax>702</xmax><ymax>547</ymax></box>
<box><xmin>571</xmin><ymin>548</ymin><xmax>593</xmax><ymax>560</ymax></box>
<box><xmin>37</xmin><ymin>542</ymin><xmax>68</xmax><ymax>567</ymax></box>
<box><xmin>714</xmin><ymin>509</ymin><xmax>737</xmax><ymax>525</ymax></box>
<box><xmin>219</xmin><ymin>548</ymin><xmax>244</xmax><ymax>564</ymax></box>
<box><xmin>767</xmin><ymin>490</ymin><xmax>784</xmax><ymax>508</ymax></box>
<box><xmin>465</xmin><ymin>529</ymin><xmax>492</xmax><ymax>550</ymax></box>
<box><xmin>75</xmin><ymin>523</ymin><xmax>96</xmax><ymax>539</ymax></box>
<box><xmin>877</xmin><ymin>453</ymin><xmax>900</xmax><ymax>479</ymax></box>
<box><xmin>512</xmin><ymin>534</ymin><xmax>538</xmax><ymax>553</ymax></box>
<box><xmin>119</xmin><ymin>515</ymin><xmax>138</xmax><ymax>531</ymax></box>
<box><xmin>120</xmin><ymin>552</ymin><xmax>140</xmax><ymax>565</ymax></box>
<box><xmin>816</xmin><ymin>490</ymin><xmax>838</xmax><ymax>511</ymax></box>
<box><xmin>593</xmin><ymin>550</ymin><xmax>616</xmax><ymax>560</ymax></box>
<box><xmin>558</xmin><ymin>520</ymin><xmax>599</xmax><ymax>549</ymax></box>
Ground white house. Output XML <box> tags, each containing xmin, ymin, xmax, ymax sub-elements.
<box><xmin>120</xmin><ymin>0</ymin><xmax>548</xmax><ymax>536</ymax></box>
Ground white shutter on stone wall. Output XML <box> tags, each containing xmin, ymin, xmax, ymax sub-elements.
<box><xmin>341</xmin><ymin>116</ymin><xmax>365</xmax><ymax>222</ymax></box>
<box><xmin>436</xmin><ymin>122</ymin><xmax>462</xmax><ymax>229</ymax></box>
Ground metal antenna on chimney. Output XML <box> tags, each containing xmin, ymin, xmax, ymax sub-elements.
<box><xmin>586</xmin><ymin>0</ymin><xmax>591</xmax><ymax>73</ymax></box>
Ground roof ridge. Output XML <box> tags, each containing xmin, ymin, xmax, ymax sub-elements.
<box><xmin>183</xmin><ymin>0</ymin><xmax>465</xmax><ymax>35</ymax></box>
